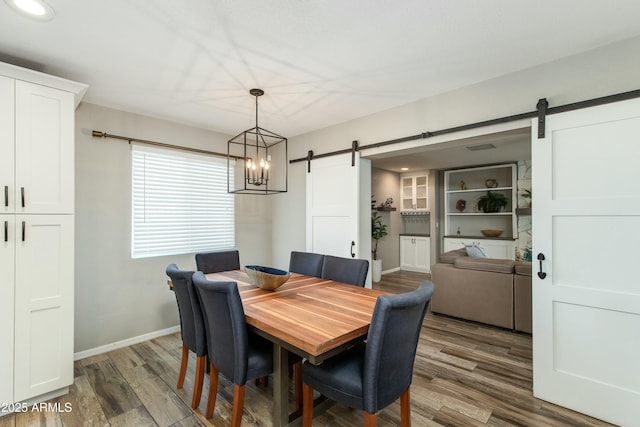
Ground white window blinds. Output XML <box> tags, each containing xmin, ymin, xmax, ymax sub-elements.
<box><xmin>131</xmin><ymin>144</ymin><xmax>234</xmax><ymax>258</ymax></box>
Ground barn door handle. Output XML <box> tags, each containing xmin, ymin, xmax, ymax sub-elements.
<box><xmin>350</xmin><ymin>241</ymin><xmax>355</xmax><ymax>258</ymax></box>
<box><xmin>537</xmin><ymin>253</ymin><xmax>547</xmax><ymax>279</ymax></box>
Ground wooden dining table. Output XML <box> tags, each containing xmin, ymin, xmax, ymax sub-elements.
<box><xmin>202</xmin><ymin>269</ymin><xmax>389</xmax><ymax>427</ymax></box>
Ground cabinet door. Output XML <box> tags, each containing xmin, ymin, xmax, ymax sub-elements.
<box><xmin>14</xmin><ymin>215</ymin><xmax>74</xmax><ymax>400</ymax></box>
<box><xmin>0</xmin><ymin>76</ymin><xmax>14</xmax><ymax>214</ymax></box>
<box><xmin>15</xmin><ymin>82</ymin><xmax>74</xmax><ymax>214</ymax></box>
<box><xmin>399</xmin><ymin>236</ymin><xmax>416</xmax><ymax>269</ymax></box>
<box><xmin>475</xmin><ymin>239</ymin><xmax>515</xmax><ymax>259</ymax></box>
<box><xmin>416</xmin><ymin>237</ymin><xmax>430</xmax><ymax>272</ymax></box>
<box><xmin>401</xmin><ymin>177</ymin><xmax>414</xmax><ymax>210</ymax></box>
<box><xmin>0</xmin><ymin>215</ymin><xmax>14</xmax><ymax>403</ymax></box>
<box><xmin>414</xmin><ymin>175</ymin><xmax>428</xmax><ymax>210</ymax></box>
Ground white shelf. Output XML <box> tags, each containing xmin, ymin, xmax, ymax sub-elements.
<box><xmin>447</xmin><ymin>186</ymin><xmax>512</xmax><ymax>194</ymax></box>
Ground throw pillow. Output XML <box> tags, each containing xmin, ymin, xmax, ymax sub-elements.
<box><xmin>464</xmin><ymin>242</ymin><xmax>488</xmax><ymax>258</ymax></box>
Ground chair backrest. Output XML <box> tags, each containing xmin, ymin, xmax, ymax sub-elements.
<box><xmin>166</xmin><ymin>264</ymin><xmax>207</xmax><ymax>356</ymax></box>
<box><xmin>289</xmin><ymin>251</ymin><xmax>324</xmax><ymax>277</ymax></box>
<box><xmin>321</xmin><ymin>255</ymin><xmax>369</xmax><ymax>287</ymax></box>
<box><xmin>363</xmin><ymin>281</ymin><xmax>435</xmax><ymax>413</ymax></box>
<box><xmin>192</xmin><ymin>271</ymin><xmax>250</xmax><ymax>385</ymax></box>
<box><xmin>195</xmin><ymin>249</ymin><xmax>240</xmax><ymax>274</ymax></box>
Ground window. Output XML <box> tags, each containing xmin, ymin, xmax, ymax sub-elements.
<box><xmin>131</xmin><ymin>144</ymin><xmax>234</xmax><ymax>258</ymax></box>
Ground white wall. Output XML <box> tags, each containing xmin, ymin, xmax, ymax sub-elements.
<box><xmin>74</xmin><ymin>103</ymin><xmax>272</xmax><ymax>353</ymax></box>
<box><xmin>74</xmin><ymin>35</ymin><xmax>640</xmax><ymax>353</ymax></box>
<box><xmin>271</xmin><ymin>36</ymin><xmax>640</xmax><ymax>268</ymax></box>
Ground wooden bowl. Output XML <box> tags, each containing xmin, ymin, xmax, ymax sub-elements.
<box><xmin>244</xmin><ymin>265</ymin><xmax>291</xmax><ymax>291</ymax></box>
<box><xmin>481</xmin><ymin>229</ymin><xmax>503</xmax><ymax>237</ymax></box>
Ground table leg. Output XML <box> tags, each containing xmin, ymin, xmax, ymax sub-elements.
<box><xmin>273</xmin><ymin>343</ymin><xmax>289</xmax><ymax>427</ymax></box>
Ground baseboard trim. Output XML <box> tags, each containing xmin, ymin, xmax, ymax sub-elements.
<box><xmin>382</xmin><ymin>267</ymin><xmax>400</xmax><ymax>275</ymax></box>
<box><xmin>74</xmin><ymin>325</ymin><xmax>180</xmax><ymax>361</ymax></box>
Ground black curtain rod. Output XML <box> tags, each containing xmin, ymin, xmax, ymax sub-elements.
<box><xmin>91</xmin><ymin>130</ymin><xmax>245</xmax><ymax>160</ymax></box>
<box><xmin>289</xmin><ymin>88</ymin><xmax>640</xmax><ymax>164</ymax></box>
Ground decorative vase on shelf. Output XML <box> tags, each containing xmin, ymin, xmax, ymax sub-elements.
<box><xmin>455</xmin><ymin>199</ymin><xmax>466</xmax><ymax>212</ymax></box>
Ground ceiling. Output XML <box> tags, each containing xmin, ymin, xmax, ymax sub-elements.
<box><xmin>2</xmin><ymin>1</ymin><xmax>640</xmax><ymax>149</ymax></box>
<box><xmin>368</xmin><ymin>127</ymin><xmax>531</xmax><ymax>172</ymax></box>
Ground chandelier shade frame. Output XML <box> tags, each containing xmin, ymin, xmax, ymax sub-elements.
<box><xmin>227</xmin><ymin>89</ymin><xmax>288</xmax><ymax>195</ymax></box>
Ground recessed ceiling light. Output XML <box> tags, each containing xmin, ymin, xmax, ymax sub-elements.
<box><xmin>4</xmin><ymin>0</ymin><xmax>55</xmax><ymax>21</ymax></box>
<box><xmin>400</xmin><ymin>167</ymin><xmax>409</xmax><ymax>171</ymax></box>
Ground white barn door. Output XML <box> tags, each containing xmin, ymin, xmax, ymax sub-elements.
<box><xmin>306</xmin><ymin>153</ymin><xmax>371</xmax><ymax>286</ymax></box>
<box><xmin>532</xmin><ymin>98</ymin><xmax>640</xmax><ymax>426</ymax></box>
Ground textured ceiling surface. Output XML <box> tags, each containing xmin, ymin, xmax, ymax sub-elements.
<box><xmin>2</xmin><ymin>0</ymin><xmax>640</xmax><ymax>140</ymax></box>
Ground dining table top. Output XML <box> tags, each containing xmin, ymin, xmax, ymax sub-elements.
<box><xmin>202</xmin><ymin>269</ymin><xmax>389</xmax><ymax>364</ymax></box>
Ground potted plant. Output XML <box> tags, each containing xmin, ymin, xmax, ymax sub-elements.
<box><xmin>477</xmin><ymin>191</ymin><xmax>508</xmax><ymax>213</ymax></box>
<box><xmin>371</xmin><ymin>210</ymin><xmax>388</xmax><ymax>282</ymax></box>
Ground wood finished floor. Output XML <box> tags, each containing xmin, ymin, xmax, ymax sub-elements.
<box><xmin>0</xmin><ymin>271</ymin><xmax>616</xmax><ymax>427</ymax></box>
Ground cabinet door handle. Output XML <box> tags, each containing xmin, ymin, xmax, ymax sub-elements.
<box><xmin>3</xmin><ymin>185</ymin><xmax>7</xmax><ymax>207</ymax></box>
<box><xmin>3</xmin><ymin>220</ymin><xmax>7</xmax><ymax>242</ymax></box>
<box><xmin>350</xmin><ymin>241</ymin><xmax>355</xmax><ymax>258</ymax></box>
<box><xmin>21</xmin><ymin>221</ymin><xmax>25</xmax><ymax>242</ymax></box>
<box><xmin>21</xmin><ymin>187</ymin><xmax>25</xmax><ymax>208</ymax></box>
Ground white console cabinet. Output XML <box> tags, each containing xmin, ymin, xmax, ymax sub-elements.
<box><xmin>400</xmin><ymin>235</ymin><xmax>430</xmax><ymax>272</ymax></box>
<box><xmin>443</xmin><ymin>237</ymin><xmax>515</xmax><ymax>260</ymax></box>
<box><xmin>0</xmin><ymin>63</ymin><xmax>86</xmax><ymax>405</ymax></box>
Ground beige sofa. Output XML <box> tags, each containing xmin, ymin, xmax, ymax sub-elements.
<box><xmin>431</xmin><ymin>248</ymin><xmax>532</xmax><ymax>332</ymax></box>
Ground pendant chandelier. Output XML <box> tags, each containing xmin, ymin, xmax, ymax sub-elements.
<box><xmin>227</xmin><ymin>89</ymin><xmax>288</xmax><ymax>195</ymax></box>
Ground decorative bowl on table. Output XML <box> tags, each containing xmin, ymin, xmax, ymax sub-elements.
<box><xmin>481</xmin><ymin>229</ymin><xmax>504</xmax><ymax>237</ymax></box>
<box><xmin>244</xmin><ymin>265</ymin><xmax>291</xmax><ymax>291</ymax></box>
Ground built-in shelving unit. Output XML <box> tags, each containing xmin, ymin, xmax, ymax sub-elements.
<box><xmin>444</xmin><ymin>164</ymin><xmax>517</xmax><ymax>259</ymax></box>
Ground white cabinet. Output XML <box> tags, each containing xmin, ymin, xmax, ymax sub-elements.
<box><xmin>443</xmin><ymin>164</ymin><xmax>517</xmax><ymax>259</ymax></box>
<box><xmin>443</xmin><ymin>237</ymin><xmax>516</xmax><ymax>260</ymax></box>
<box><xmin>15</xmin><ymin>81</ymin><xmax>74</xmax><ymax>214</ymax></box>
<box><xmin>0</xmin><ymin>62</ymin><xmax>85</xmax><ymax>405</ymax></box>
<box><xmin>0</xmin><ymin>215</ymin><xmax>15</xmax><ymax>404</ymax></box>
<box><xmin>14</xmin><ymin>216</ymin><xmax>74</xmax><ymax>400</ymax></box>
<box><xmin>400</xmin><ymin>236</ymin><xmax>430</xmax><ymax>272</ymax></box>
<box><xmin>1</xmin><ymin>76</ymin><xmax>14</xmax><ymax>214</ymax></box>
<box><xmin>400</xmin><ymin>173</ymin><xmax>428</xmax><ymax>211</ymax></box>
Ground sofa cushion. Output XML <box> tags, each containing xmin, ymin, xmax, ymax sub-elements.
<box><xmin>438</xmin><ymin>247</ymin><xmax>468</xmax><ymax>264</ymax></box>
<box><xmin>515</xmin><ymin>261</ymin><xmax>532</xmax><ymax>276</ymax></box>
<box><xmin>454</xmin><ymin>257</ymin><xmax>515</xmax><ymax>274</ymax></box>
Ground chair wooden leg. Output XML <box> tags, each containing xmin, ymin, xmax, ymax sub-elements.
<box><xmin>364</xmin><ymin>412</ymin><xmax>377</xmax><ymax>427</ymax></box>
<box><xmin>205</xmin><ymin>363</ymin><xmax>219</xmax><ymax>419</ymax></box>
<box><xmin>177</xmin><ymin>343</ymin><xmax>189</xmax><ymax>389</ymax></box>
<box><xmin>231</xmin><ymin>384</ymin><xmax>246</xmax><ymax>427</ymax></box>
<box><xmin>303</xmin><ymin>383</ymin><xmax>314</xmax><ymax>427</ymax></box>
<box><xmin>400</xmin><ymin>386</ymin><xmax>411</xmax><ymax>427</ymax></box>
<box><xmin>191</xmin><ymin>355</ymin><xmax>206</xmax><ymax>408</ymax></box>
<box><xmin>294</xmin><ymin>362</ymin><xmax>303</xmax><ymax>411</ymax></box>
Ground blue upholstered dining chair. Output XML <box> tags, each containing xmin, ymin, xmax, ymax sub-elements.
<box><xmin>302</xmin><ymin>281</ymin><xmax>435</xmax><ymax>427</ymax></box>
<box><xmin>320</xmin><ymin>255</ymin><xmax>369</xmax><ymax>287</ymax></box>
<box><xmin>165</xmin><ymin>264</ymin><xmax>207</xmax><ymax>409</ymax></box>
<box><xmin>195</xmin><ymin>249</ymin><xmax>240</xmax><ymax>274</ymax></box>
<box><xmin>289</xmin><ymin>251</ymin><xmax>325</xmax><ymax>277</ymax></box>
<box><xmin>191</xmin><ymin>272</ymin><xmax>278</xmax><ymax>425</ymax></box>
